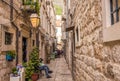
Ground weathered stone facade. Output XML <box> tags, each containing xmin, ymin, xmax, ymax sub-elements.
<box><xmin>0</xmin><ymin>0</ymin><xmax>56</xmax><ymax>81</ymax></box>
<box><xmin>63</xmin><ymin>0</ymin><xmax>120</xmax><ymax>81</ymax></box>
<box><xmin>0</xmin><ymin>0</ymin><xmax>35</xmax><ymax>81</ymax></box>
<box><xmin>0</xmin><ymin>1</ymin><xmax>18</xmax><ymax>81</ymax></box>
<box><xmin>40</xmin><ymin>0</ymin><xmax>56</xmax><ymax>63</ymax></box>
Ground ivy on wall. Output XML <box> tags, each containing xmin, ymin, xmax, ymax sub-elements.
<box><xmin>54</xmin><ymin>5</ymin><xmax>62</xmax><ymax>15</ymax></box>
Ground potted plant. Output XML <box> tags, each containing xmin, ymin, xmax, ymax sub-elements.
<box><xmin>10</xmin><ymin>67</ymin><xmax>21</xmax><ymax>81</ymax></box>
<box><xmin>6</xmin><ymin>50</ymin><xmax>16</xmax><ymax>61</ymax></box>
<box><xmin>11</xmin><ymin>67</ymin><xmax>18</xmax><ymax>77</ymax></box>
<box><xmin>25</xmin><ymin>47</ymin><xmax>40</xmax><ymax>81</ymax></box>
<box><xmin>25</xmin><ymin>61</ymin><xmax>34</xmax><ymax>81</ymax></box>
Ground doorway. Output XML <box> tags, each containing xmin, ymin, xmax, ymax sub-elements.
<box><xmin>22</xmin><ymin>37</ymin><xmax>27</xmax><ymax>63</ymax></box>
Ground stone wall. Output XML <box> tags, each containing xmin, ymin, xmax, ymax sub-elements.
<box><xmin>70</xmin><ymin>0</ymin><xmax>120</xmax><ymax>81</ymax></box>
<box><xmin>0</xmin><ymin>54</ymin><xmax>15</xmax><ymax>81</ymax></box>
<box><xmin>0</xmin><ymin>25</ymin><xmax>2</xmax><ymax>48</ymax></box>
<box><xmin>0</xmin><ymin>0</ymin><xmax>31</xmax><ymax>81</ymax></box>
<box><xmin>0</xmin><ymin>1</ymin><xmax>16</xmax><ymax>81</ymax></box>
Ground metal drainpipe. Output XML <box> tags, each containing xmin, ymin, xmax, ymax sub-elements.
<box><xmin>36</xmin><ymin>30</ymin><xmax>39</xmax><ymax>48</ymax></box>
<box><xmin>10</xmin><ymin>0</ymin><xmax>19</xmax><ymax>65</ymax></box>
<box><xmin>65</xmin><ymin>0</ymin><xmax>69</xmax><ymax>65</ymax></box>
<box><xmin>64</xmin><ymin>0</ymin><xmax>68</xmax><ymax>61</ymax></box>
<box><xmin>72</xmin><ymin>30</ymin><xmax>75</xmax><ymax>81</ymax></box>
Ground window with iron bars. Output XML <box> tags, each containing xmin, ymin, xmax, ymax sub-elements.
<box><xmin>110</xmin><ymin>0</ymin><xmax>120</xmax><ymax>25</ymax></box>
<box><xmin>5</xmin><ymin>32</ymin><xmax>13</xmax><ymax>45</ymax></box>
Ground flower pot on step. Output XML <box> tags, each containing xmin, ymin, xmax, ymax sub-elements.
<box><xmin>31</xmin><ymin>73</ymin><xmax>39</xmax><ymax>81</ymax></box>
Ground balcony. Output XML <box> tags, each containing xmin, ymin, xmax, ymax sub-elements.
<box><xmin>21</xmin><ymin>0</ymin><xmax>40</xmax><ymax>15</ymax></box>
<box><xmin>46</xmin><ymin>1</ymin><xmax>50</xmax><ymax>5</ymax></box>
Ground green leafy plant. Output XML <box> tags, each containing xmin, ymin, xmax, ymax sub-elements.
<box><xmin>25</xmin><ymin>61</ymin><xmax>34</xmax><ymax>81</ymax></box>
<box><xmin>11</xmin><ymin>67</ymin><xmax>18</xmax><ymax>76</ymax></box>
<box><xmin>23</xmin><ymin>0</ymin><xmax>41</xmax><ymax>15</ymax></box>
<box><xmin>35</xmin><ymin>0</ymin><xmax>40</xmax><ymax>15</ymax></box>
<box><xmin>22</xmin><ymin>62</ymin><xmax>27</xmax><ymax>67</ymax></box>
<box><xmin>6</xmin><ymin>50</ymin><xmax>16</xmax><ymax>58</ymax></box>
<box><xmin>23</xmin><ymin>0</ymin><xmax>35</xmax><ymax>5</ymax></box>
<box><xmin>54</xmin><ymin>5</ymin><xmax>62</xmax><ymax>15</ymax></box>
<box><xmin>25</xmin><ymin>47</ymin><xmax>40</xmax><ymax>81</ymax></box>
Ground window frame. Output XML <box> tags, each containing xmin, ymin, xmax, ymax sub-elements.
<box><xmin>33</xmin><ymin>40</ymin><xmax>35</xmax><ymax>46</ymax></box>
<box><xmin>76</xmin><ymin>27</ymin><xmax>79</xmax><ymax>42</ymax></box>
<box><xmin>5</xmin><ymin>32</ymin><xmax>13</xmax><ymax>45</ymax></box>
<box><xmin>110</xmin><ymin>0</ymin><xmax>120</xmax><ymax>24</ymax></box>
<box><xmin>102</xmin><ymin>0</ymin><xmax>120</xmax><ymax>42</ymax></box>
<box><xmin>75</xmin><ymin>26</ymin><xmax>81</xmax><ymax>47</ymax></box>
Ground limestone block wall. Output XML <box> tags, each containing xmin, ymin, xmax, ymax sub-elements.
<box><xmin>0</xmin><ymin>25</ymin><xmax>2</xmax><ymax>48</ymax></box>
<box><xmin>71</xmin><ymin>0</ymin><xmax>120</xmax><ymax>81</ymax></box>
<box><xmin>0</xmin><ymin>1</ymin><xmax>16</xmax><ymax>81</ymax></box>
<box><xmin>0</xmin><ymin>0</ymin><xmax>31</xmax><ymax>81</ymax></box>
<box><xmin>0</xmin><ymin>54</ymin><xmax>15</xmax><ymax>81</ymax></box>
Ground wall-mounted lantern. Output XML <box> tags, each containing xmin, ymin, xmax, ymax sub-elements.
<box><xmin>30</xmin><ymin>13</ymin><xmax>40</xmax><ymax>28</ymax></box>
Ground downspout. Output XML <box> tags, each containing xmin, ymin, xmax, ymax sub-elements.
<box><xmin>72</xmin><ymin>29</ymin><xmax>75</xmax><ymax>81</ymax></box>
<box><xmin>36</xmin><ymin>29</ymin><xmax>39</xmax><ymax>48</ymax></box>
<box><xmin>10</xmin><ymin>0</ymin><xmax>19</xmax><ymax>65</ymax></box>
<box><xmin>65</xmin><ymin>0</ymin><xmax>69</xmax><ymax>64</ymax></box>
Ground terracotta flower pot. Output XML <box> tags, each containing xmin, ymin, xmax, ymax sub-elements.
<box><xmin>31</xmin><ymin>73</ymin><xmax>39</xmax><ymax>81</ymax></box>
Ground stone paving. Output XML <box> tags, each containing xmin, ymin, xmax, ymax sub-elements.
<box><xmin>38</xmin><ymin>57</ymin><xmax>73</xmax><ymax>81</ymax></box>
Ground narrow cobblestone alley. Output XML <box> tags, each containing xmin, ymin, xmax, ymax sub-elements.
<box><xmin>38</xmin><ymin>57</ymin><xmax>73</xmax><ymax>81</ymax></box>
<box><xmin>2</xmin><ymin>0</ymin><xmax>120</xmax><ymax>81</ymax></box>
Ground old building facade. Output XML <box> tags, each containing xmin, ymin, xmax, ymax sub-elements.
<box><xmin>0</xmin><ymin>0</ymin><xmax>56</xmax><ymax>81</ymax></box>
<box><xmin>40</xmin><ymin>0</ymin><xmax>56</xmax><ymax>63</ymax></box>
<box><xmin>62</xmin><ymin>0</ymin><xmax>120</xmax><ymax>81</ymax></box>
<box><xmin>0</xmin><ymin>0</ymin><xmax>40</xmax><ymax>80</ymax></box>
<box><xmin>62</xmin><ymin>0</ymin><xmax>74</xmax><ymax>71</ymax></box>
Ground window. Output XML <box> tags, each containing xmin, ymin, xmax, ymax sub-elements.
<box><xmin>5</xmin><ymin>32</ymin><xmax>13</xmax><ymax>45</ymax></box>
<box><xmin>76</xmin><ymin>27</ymin><xmax>79</xmax><ymax>42</ymax></box>
<box><xmin>102</xmin><ymin>0</ymin><xmax>120</xmax><ymax>42</ymax></box>
<box><xmin>110</xmin><ymin>0</ymin><xmax>120</xmax><ymax>24</ymax></box>
<box><xmin>75</xmin><ymin>26</ymin><xmax>81</xmax><ymax>47</ymax></box>
<box><xmin>33</xmin><ymin>40</ymin><xmax>35</xmax><ymax>46</ymax></box>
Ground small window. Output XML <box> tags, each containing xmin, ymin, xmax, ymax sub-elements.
<box><xmin>33</xmin><ymin>40</ymin><xmax>35</xmax><ymax>46</ymax></box>
<box><xmin>102</xmin><ymin>0</ymin><xmax>120</xmax><ymax>42</ymax></box>
<box><xmin>76</xmin><ymin>27</ymin><xmax>79</xmax><ymax>42</ymax></box>
<box><xmin>110</xmin><ymin>0</ymin><xmax>120</xmax><ymax>24</ymax></box>
<box><xmin>5</xmin><ymin>32</ymin><xmax>13</xmax><ymax>45</ymax></box>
